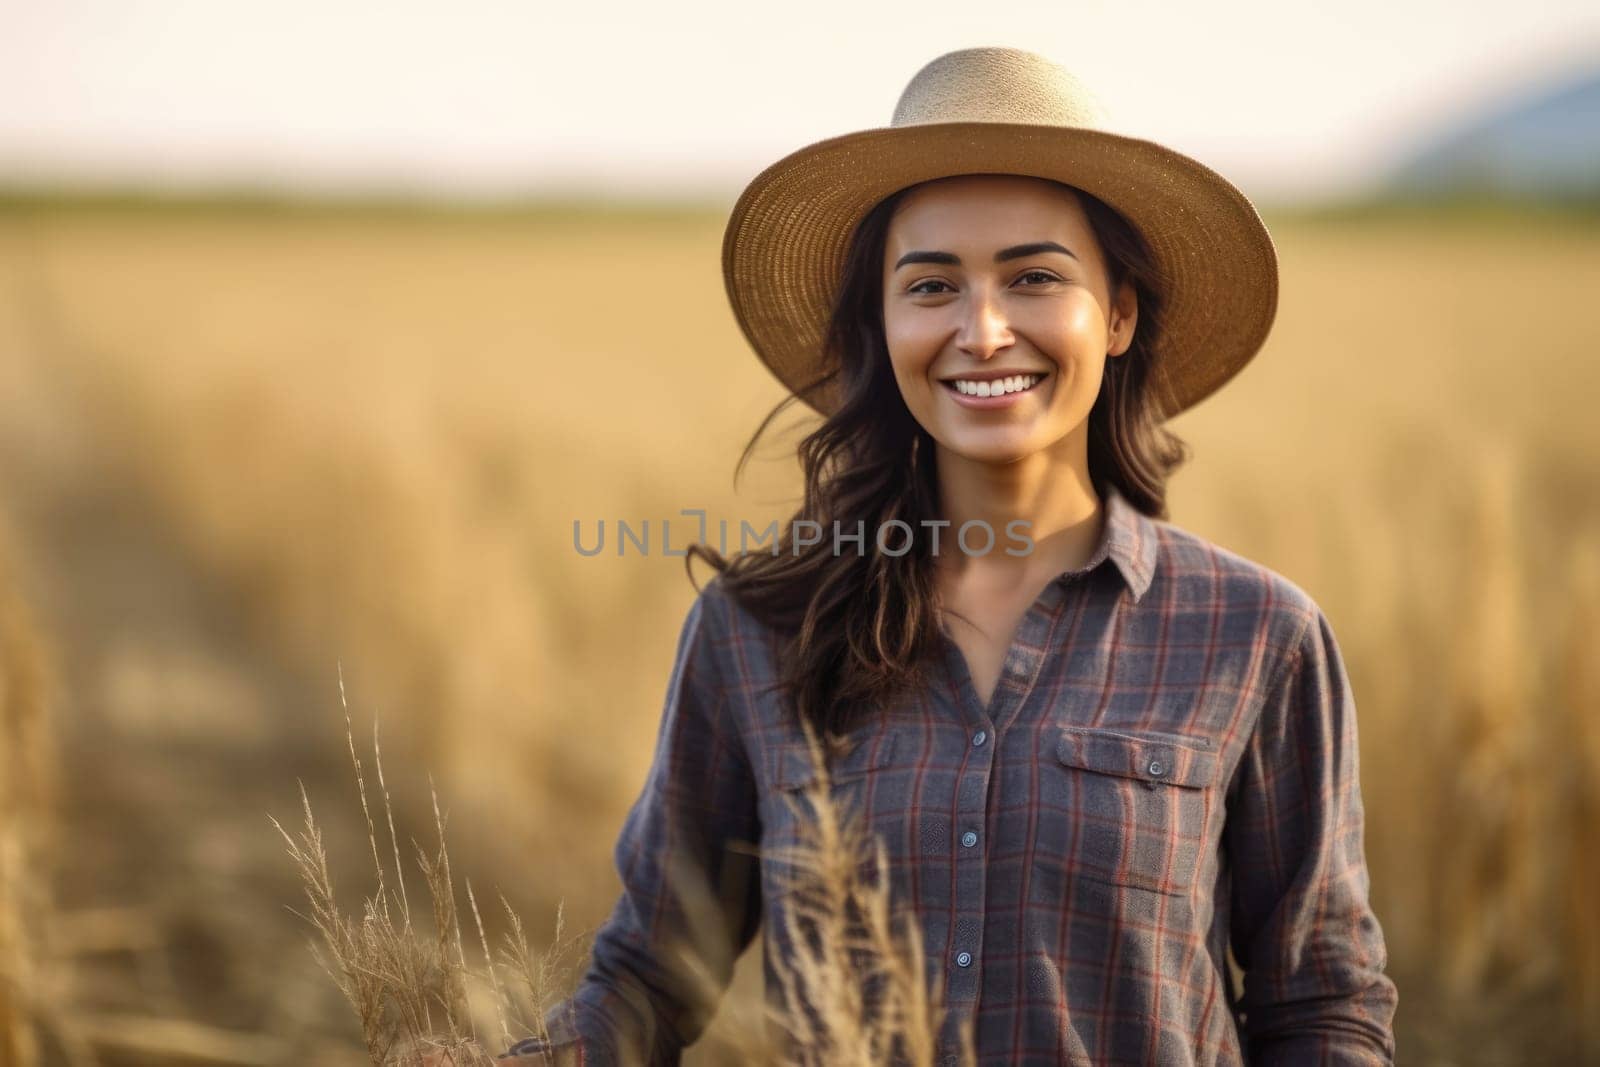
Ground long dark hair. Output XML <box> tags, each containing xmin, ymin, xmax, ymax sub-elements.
<box><xmin>685</xmin><ymin>177</ymin><xmax>1187</xmax><ymax>745</ymax></box>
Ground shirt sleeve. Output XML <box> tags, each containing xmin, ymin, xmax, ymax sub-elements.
<box><xmin>1223</xmin><ymin>605</ymin><xmax>1400</xmax><ymax>1066</ymax></box>
<box><xmin>500</xmin><ymin>581</ymin><xmax>764</xmax><ymax>1066</ymax></box>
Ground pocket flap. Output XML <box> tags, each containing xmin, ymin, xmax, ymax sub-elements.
<box><xmin>1055</xmin><ymin>728</ymin><xmax>1217</xmax><ymax>788</ymax></box>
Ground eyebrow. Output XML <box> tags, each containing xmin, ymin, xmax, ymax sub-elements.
<box><xmin>893</xmin><ymin>240</ymin><xmax>1079</xmax><ymax>272</ymax></box>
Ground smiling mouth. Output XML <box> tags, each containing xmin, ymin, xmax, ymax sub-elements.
<box><xmin>940</xmin><ymin>372</ymin><xmax>1048</xmax><ymax>398</ymax></box>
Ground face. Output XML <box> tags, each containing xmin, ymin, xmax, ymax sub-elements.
<box><xmin>880</xmin><ymin>174</ymin><xmax>1137</xmax><ymax>467</ymax></box>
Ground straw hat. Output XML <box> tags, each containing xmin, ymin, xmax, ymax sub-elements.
<box><xmin>721</xmin><ymin>46</ymin><xmax>1279</xmax><ymax>420</ymax></box>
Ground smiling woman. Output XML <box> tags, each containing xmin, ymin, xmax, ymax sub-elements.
<box><xmin>501</xmin><ymin>46</ymin><xmax>1399</xmax><ymax>1066</ymax></box>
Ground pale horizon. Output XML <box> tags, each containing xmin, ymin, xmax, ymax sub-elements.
<box><xmin>4</xmin><ymin>0</ymin><xmax>1599</xmax><ymax>207</ymax></box>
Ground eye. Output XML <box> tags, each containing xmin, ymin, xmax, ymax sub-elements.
<box><xmin>1015</xmin><ymin>269</ymin><xmax>1060</xmax><ymax>287</ymax></box>
<box><xmin>907</xmin><ymin>279</ymin><xmax>953</xmax><ymax>295</ymax></box>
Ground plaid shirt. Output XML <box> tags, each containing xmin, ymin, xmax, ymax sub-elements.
<box><xmin>502</xmin><ymin>483</ymin><xmax>1398</xmax><ymax>1065</ymax></box>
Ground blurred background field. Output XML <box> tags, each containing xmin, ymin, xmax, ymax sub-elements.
<box><xmin>3</xmin><ymin>2</ymin><xmax>1600</xmax><ymax>1063</ymax></box>
<box><xmin>1</xmin><ymin>194</ymin><xmax>1598</xmax><ymax>1065</ymax></box>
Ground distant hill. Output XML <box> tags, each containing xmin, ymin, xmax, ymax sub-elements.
<box><xmin>1383</xmin><ymin>60</ymin><xmax>1600</xmax><ymax>199</ymax></box>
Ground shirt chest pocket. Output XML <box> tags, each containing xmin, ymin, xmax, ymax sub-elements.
<box><xmin>1049</xmin><ymin>727</ymin><xmax>1220</xmax><ymax>898</ymax></box>
<box><xmin>758</xmin><ymin>732</ymin><xmax>900</xmax><ymax>901</ymax></box>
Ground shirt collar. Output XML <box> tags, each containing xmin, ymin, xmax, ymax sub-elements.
<box><xmin>1060</xmin><ymin>481</ymin><xmax>1159</xmax><ymax>605</ymax></box>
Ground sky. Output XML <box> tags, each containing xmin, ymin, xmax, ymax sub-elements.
<box><xmin>3</xmin><ymin>0</ymin><xmax>1599</xmax><ymax>206</ymax></box>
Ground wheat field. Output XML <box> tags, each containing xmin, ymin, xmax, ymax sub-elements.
<box><xmin>0</xmin><ymin>197</ymin><xmax>1596</xmax><ymax>1064</ymax></box>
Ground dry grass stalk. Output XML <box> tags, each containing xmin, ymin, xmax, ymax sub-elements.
<box><xmin>1433</xmin><ymin>444</ymin><xmax>1544</xmax><ymax>998</ymax></box>
<box><xmin>1558</xmin><ymin>528</ymin><xmax>1600</xmax><ymax>1046</ymax></box>
<box><xmin>493</xmin><ymin>896</ymin><xmax>589</xmax><ymax>1055</ymax></box>
<box><xmin>0</xmin><ymin>524</ymin><xmax>63</xmax><ymax>1067</ymax></box>
<box><xmin>270</xmin><ymin>671</ymin><xmax>591</xmax><ymax>1066</ymax></box>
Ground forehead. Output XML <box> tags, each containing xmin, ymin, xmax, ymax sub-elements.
<box><xmin>885</xmin><ymin>174</ymin><xmax>1092</xmax><ymax>248</ymax></box>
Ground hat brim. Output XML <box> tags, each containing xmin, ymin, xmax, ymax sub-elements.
<box><xmin>722</xmin><ymin>121</ymin><xmax>1279</xmax><ymax>421</ymax></box>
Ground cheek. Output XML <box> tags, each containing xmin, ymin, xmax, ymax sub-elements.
<box><xmin>1053</xmin><ymin>297</ymin><xmax>1109</xmax><ymax>348</ymax></box>
<box><xmin>883</xmin><ymin>315</ymin><xmax>940</xmax><ymax>378</ymax></box>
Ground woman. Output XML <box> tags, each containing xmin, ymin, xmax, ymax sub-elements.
<box><xmin>498</xmin><ymin>46</ymin><xmax>1398</xmax><ymax>1066</ymax></box>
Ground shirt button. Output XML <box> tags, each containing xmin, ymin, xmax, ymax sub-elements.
<box><xmin>961</xmin><ymin>830</ymin><xmax>978</xmax><ymax>848</ymax></box>
<box><xmin>956</xmin><ymin>951</ymin><xmax>973</xmax><ymax>967</ymax></box>
<box><xmin>972</xmin><ymin>730</ymin><xmax>987</xmax><ymax>747</ymax></box>
<box><xmin>1147</xmin><ymin>759</ymin><xmax>1165</xmax><ymax>776</ymax></box>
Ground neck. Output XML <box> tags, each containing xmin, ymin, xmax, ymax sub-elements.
<box><xmin>932</xmin><ymin>429</ymin><xmax>1104</xmax><ymax>589</ymax></box>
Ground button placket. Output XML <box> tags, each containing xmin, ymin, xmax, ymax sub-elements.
<box><xmin>938</xmin><ymin>583</ymin><xmax>1071</xmax><ymax>1016</ymax></box>
<box><xmin>949</xmin><ymin>711</ymin><xmax>998</xmax><ymax>1012</ymax></box>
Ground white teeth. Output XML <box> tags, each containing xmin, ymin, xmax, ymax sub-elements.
<box><xmin>950</xmin><ymin>374</ymin><xmax>1043</xmax><ymax>397</ymax></box>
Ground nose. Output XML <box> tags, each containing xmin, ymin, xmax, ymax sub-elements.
<box><xmin>955</xmin><ymin>283</ymin><xmax>1014</xmax><ymax>360</ymax></box>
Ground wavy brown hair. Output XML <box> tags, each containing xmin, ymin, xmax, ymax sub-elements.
<box><xmin>686</xmin><ymin>177</ymin><xmax>1188</xmax><ymax>748</ymax></box>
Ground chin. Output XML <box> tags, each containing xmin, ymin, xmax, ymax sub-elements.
<box><xmin>942</xmin><ymin>430</ymin><xmax>1043</xmax><ymax>466</ymax></box>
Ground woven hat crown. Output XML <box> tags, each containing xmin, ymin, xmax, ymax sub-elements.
<box><xmin>890</xmin><ymin>47</ymin><xmax>1110</xmax><ymax>130</ymax></box>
